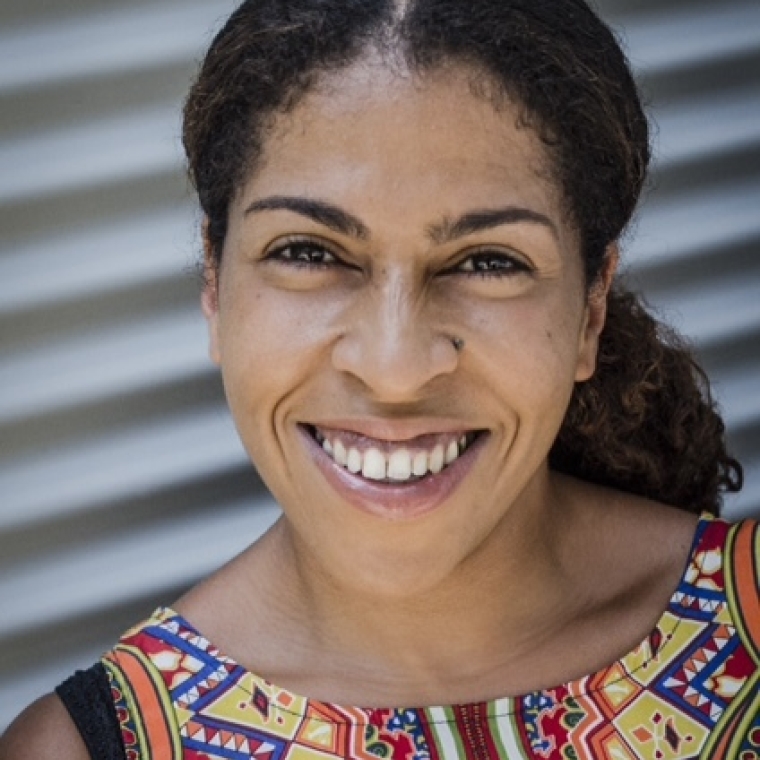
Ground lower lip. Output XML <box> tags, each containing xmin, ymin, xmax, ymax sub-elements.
<box><xmin>300</xmin><ymin>426</ymin><xmax>487</xmax><ymax>521</ymax></box>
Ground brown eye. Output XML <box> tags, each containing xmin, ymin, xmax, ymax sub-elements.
<box><xmin>457</xmin><ymin>252</ymin><xmax>531</xmax><ymax>277</ymax></box>
<box><xmin>268</xmin><ymin>241</ymin><xmax>338</xmax><ymax>267</ymax></box>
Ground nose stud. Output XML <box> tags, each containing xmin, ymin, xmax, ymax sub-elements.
<box><xmin>451</xmin><ymin>337</ymin><xmax>465</xmax><ymax>352</ymax></box>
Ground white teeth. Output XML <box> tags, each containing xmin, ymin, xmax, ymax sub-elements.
<box><xmin>412</xmin><ymin>451</ymin><xmax>429</xmax><ymax>477</ymax></box>
<box><xmin>317</xmin><ymin>429</ymin><xmax>477</xmax><ymax>481</ymax></box>
<box><xmin>362</xmin><ymin>448</ymin><xmax>387</xmax><ymax>480</ymax></box>
<box><xmin>429</xmin><ymin>444</ymin><xmax>445</xmax><ymax>474</ymax></box>
<box><xmin>347</xmin><ymin>447</ymin><xmax>362</xmax><ymax>474</ymax></box>
<box><xmin>333</xmin><ymin>439</ymin><xmax>347</xmax><ymax>466</ymax></box>
<box><xmin>388</xmin><ymin>450</ymin><xmax>412</xmax><ymax>481</ymax></box>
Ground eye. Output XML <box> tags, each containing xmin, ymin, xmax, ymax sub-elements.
<box><xmin>455</xmin><ymin>251</ymin><xmax>532</xmax><ymax>278</ymax></box>
<box><xmin>266</xmin><ymin>239</ymin><xmax>339</xmax><ymax>268</ymax></box>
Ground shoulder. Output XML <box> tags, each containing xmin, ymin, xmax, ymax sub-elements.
<box><xmin>725</xmin><ymin>513</ymin><xmax>760</xmax><ymax>558</ymax></box>
<box><xmin>564</xmin><ymin>481</ymin><xmax>701</xmax><ymax>577</ymax></box>
<box><xmin>0</xmin><ymin>693</ymin><xmax>90</xmax><ymax>760</ymax></box>
<box><xmin>721</xmin><ymin>517</ymin><xmax>760</xmax><ymax>622</ymax></box>
<box><xmin>556</xmin><ymin>481</ymin><xmax>705</xmax><ymax>622</ymax></box>
<box><xmin>686</xmin><ymin>512</ymin><xmax>759</xmax><ymax>592</ymax></box>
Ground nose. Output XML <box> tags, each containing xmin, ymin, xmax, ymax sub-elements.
<box><xmin>331</xmin><ymin>275</ymin><xmax>459</xmax><ymax>402</ymax></box>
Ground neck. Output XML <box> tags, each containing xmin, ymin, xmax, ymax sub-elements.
<box><xmin>177</xmin><ymin>475</ymin><xmax>697</xmax><ymax>707</ymax></box>
<box><xmin>269</xmin><ymin>472</ymin><xmax>581</xmax><ymax>695</ymax></box>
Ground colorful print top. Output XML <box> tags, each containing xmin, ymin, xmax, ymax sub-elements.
<box><xmin>103</xmin><ymin>516</ymin><xmax>760</xmax><ymax>759</ymax></box>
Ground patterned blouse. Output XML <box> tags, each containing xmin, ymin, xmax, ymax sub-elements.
<box><xmin>93</xmin><ymin>516</ymin><xmax>759</xmax><ymax>759</ymax></box>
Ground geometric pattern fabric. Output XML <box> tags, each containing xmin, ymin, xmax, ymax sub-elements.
<box><xmin>103</xmin><ymin>515</ymin><xmax>760</xmax><ymax>759</ymax></box>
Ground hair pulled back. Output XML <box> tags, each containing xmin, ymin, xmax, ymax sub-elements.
<box><xmin>183</xmin><ymin>0</ymin><xmax>742</xmax><ymax>514</ymax></box>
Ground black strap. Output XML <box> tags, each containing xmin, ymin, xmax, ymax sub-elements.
<box><xmin>56</xmin><ymin>663</ymin><xmax>126</xmax><ymax>760</ymax></box>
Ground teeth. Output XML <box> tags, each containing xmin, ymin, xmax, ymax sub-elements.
<box><xmin>362</xmin><ymin>448</ymin><xmax>387</xmax><ymax>480</ymax></box>
<box><xmin>333</xmin><ymin>439</ymin><xmax>347</xmax><ymax>466</ymax></box>
<box><xmin>347</xmin><ymin>447</ymin><xmax>362</xmax><ymax>474</ymax></box>
<box><xmin>429</xmin><ymin>445</ymin><xmax>445</xmax><ymax>474</ymax></box>
<box><xmin>388</xmin><ymin>450</ymin><xmax>412</xmax><ymax>480</ymax></box>
<box><xmin>316</xmin><ymin>429</ymin><xmax>477</xmax><ymax>482</ymax></box>
<box><xmin>412</xmin><ymin>451</ymin><xmax>429</xmax><ymax>477</ymax></box>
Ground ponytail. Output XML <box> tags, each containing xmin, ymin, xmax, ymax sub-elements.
<box><xmin>550</xmin><ymin>287</ymin><xmax>743</xmax><ymax>514</ymax></box>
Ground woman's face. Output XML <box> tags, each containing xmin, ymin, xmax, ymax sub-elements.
<box><xmin>203</xmin><ymin>62</ymin><xmax>608</xmax><ymax>594</ymax></box>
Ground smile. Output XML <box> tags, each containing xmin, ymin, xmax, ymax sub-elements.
<box><xmin>301</xmin><ymin>423</ymin><xmax>487</xmax><ymax>519</ymax></box>
<box><xmin>311</xmin><ymin>427</ymin><xmax>478</xmax><ymax>483</ymax></box>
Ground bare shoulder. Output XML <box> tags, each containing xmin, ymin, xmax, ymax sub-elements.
<box><xmin>614</xmin><ymin>494</ymin><xmax>701</xmax><ymax>569</ymax></box>
<box><xmin>561</xmin><ymin>477</ymin><xmax>702</xmax><ymax>593</ymax></box>
<box><xmin>0</xmin><ymin>693</ymin><xmax>89</xmax><ymax>760</ymax></box>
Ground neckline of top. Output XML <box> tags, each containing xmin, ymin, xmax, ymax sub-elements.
<box><xmin>144</xmin><ymin>512</ymin><xmax>720</xmax><ymax>721</ymax></box>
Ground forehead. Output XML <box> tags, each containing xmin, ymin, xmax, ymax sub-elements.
<box><xmin>239</xmin><ymin>60</ymin><xmax>564</xmax><ymax>229</ymax></box>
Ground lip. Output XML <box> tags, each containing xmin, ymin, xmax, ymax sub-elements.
<box><xmin>306</xmin><ymin>417</ymin><xmax>476</xmax><ymax>442</ymax></box>
<box><xmin>299</xmin><ymin>422</ymin><xmax>488</xmax><ymax>521</ymax></box>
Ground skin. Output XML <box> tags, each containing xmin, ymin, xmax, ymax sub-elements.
<box><xmin>209</xmin><ymin>61</ymin><xmax>600</xmax><ymax>601</ymax></box>
<box><xmin>0</xmin><ymin>60</ymin><xmax>698</xmax><ymax>755</ymax></box>
<box><xmin>183</xmin><ymin>61</ymin><xmax>696</xmax><ymax>703</ymax></box>
<box><xmin>0</xmin><ymin>695</ymin><xmax>89</xmax><ymax>760</ymax></box>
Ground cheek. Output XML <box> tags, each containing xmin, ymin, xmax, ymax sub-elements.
<box><xmin>216</xmin><ymin>277</ymin><xmax>345</xmax><ymax>410</ymax></box>
<box><xmin>452</xmin><ymin>289</ymin><xmax>586</xmax><ymax>406</ymax></box>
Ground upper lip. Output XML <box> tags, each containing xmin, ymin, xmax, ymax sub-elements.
<box><xmin>303</xmin><ymin>418</ymin><xmax>482</xmax><ymax>443</ymax></box>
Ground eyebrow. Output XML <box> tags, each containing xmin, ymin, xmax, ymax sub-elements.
<box><xmin>428</xmin><ymin>208</ymin><xmax>558</xmax><ymax>244</ymax></box>
<box><xmin>244</xmin><ymin>195</ymin><xmax>557</xmax><ymax>243</ymax></box>
<box><xmin>245</xmin><ymin>196</ymin><xmax>370</xmax><ymax>240</ymax></box>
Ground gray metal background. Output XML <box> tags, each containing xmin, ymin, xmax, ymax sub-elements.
<box><xmin>1</xmin><ymin>0</ymin><xmax>758</xmax><ymax>729</ymax></box>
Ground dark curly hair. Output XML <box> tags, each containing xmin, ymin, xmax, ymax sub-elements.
<box><xmin>183</xmin><ymin>0</ymin><xmax>742</xmax><ymax>514</ymax></box>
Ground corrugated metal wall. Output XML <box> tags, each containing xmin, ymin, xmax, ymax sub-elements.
<box><xmin>1</xmin><ymin>0</ymin><xmax>758</xmax><ymax>730</ymax></box>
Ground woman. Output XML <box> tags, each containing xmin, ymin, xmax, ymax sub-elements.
<box><xmin>2</xmin><ymin>0</ymin><xmax>757</xmax><ymax>757</ymax></box>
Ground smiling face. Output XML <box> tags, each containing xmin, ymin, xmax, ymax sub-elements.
<box><xmin>203</xmin><ymin>61</ymin><xmax>610</xmax><ymax>595</ymax></box>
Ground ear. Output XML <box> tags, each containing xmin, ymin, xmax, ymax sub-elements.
<box><xmin>200</xmin><ymin>219</ymin><xmax>222</xmax><ymax>366</ymax></box>
<box><xmin>575</xmin><ymin>244</ymin><xmax>619</xmax><ymax>382</ymax></box>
